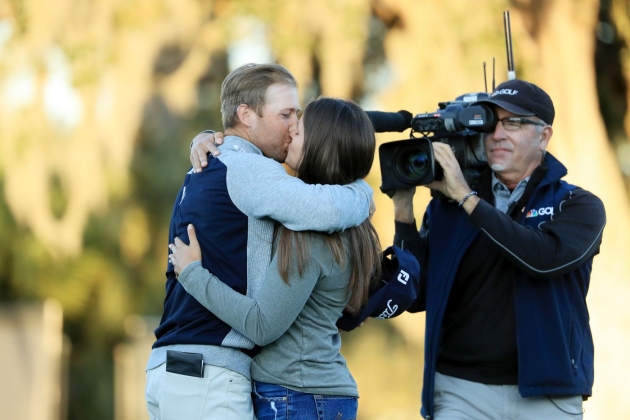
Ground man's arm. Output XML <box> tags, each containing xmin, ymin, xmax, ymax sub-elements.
<box><xmin>225</xmin><ymin>153</ymin><xmax>372</xmax><ymax>233</ymax></box>
<box><xmin>391</xmin><ymin>188</ymin><xmax>427</xmax><ymax>313</ymax></box>
<box><xmin>396</xmin><ymin>223</ymin><xmax>428</xmax><ymax>313</ymax></box>
<box><xmin>427</xmin><ymin>142</ymin><xmax>606</xmax><ymax>278</ymax></box>
<box><xmin>392</xmin><ymin>188</ymin><xmax>424</xmax><ymax>260</ymax></box>
<box><xmin>176</xmin><ymin>237</ymin><xmax>327</xmax><ymax>346</ymax></box>
<box><xmin>469</xmin><ymin>189</ymin><xmax>606</xmax><ymax>278</ymax></box>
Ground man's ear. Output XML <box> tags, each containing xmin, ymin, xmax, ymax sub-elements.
<box><xmin>539</xmin><ymin>125</ymin><xmax>553</xmax><ymax>151</ymax></box>
<box><xmin>236</xmin><ymin>104</ymin><xmax>253</xmax><ymax>127</ymax></box>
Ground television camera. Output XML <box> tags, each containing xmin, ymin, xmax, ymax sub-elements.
<box><xmin>368</xmin><ymin>96</ymin><xmax>496</xmax><ymax>198</ymax></box>
<box><xmin>370</xmin><ymin>10</ymin><xmax>517</xmax><ymax>200</ymax></box>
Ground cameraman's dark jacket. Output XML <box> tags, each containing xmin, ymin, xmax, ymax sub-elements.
<box><xmin>394</xmin><ymin>153</ymin><xmax>606</xmax><ymax>419</ymax></box>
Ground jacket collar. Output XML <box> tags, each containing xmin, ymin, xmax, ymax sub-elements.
<box><xmin>478</xmin><ymin>151</ymin><xmax>567</xmax><ymax>217</ymax></box>
<box><xmin>538</xmin><ymin>151</ymin><xmax>567</xmax><ymax>187</ymax></box>
<box><xmin>480</xmin><ymin>151</ymin><xmax>567</xmax><ymax>195</ymax></box>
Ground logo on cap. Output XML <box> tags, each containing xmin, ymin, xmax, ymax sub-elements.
<box><xmin>377</xmin><ymin>299</ymin><xmax>399</xmax><ymax>319</ymax></box>
<box><xmin>397</xmin><ymin>270</ymin><xmax>409</xmax><ymax>285</ymax></box>
<box><xmin>493</xmin><ymin>89</ymin><xmax>519</xmax><ymax>96</ymax></box>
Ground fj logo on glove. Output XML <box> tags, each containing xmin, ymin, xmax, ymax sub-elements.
<box><xmin>526</xmin><ymin>207</ymin><xmax>554</xmax><ymax>218</ymax></box>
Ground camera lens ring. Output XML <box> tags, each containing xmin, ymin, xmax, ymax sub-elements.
<box><xmin>394</xmin><ymin>144</ymin><xmax>432</xmax><ymax>183</ymax></box>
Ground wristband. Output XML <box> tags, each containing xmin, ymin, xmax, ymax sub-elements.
<box><xmin>190</xmin><ymin>130</ymin><xmax>216</xmax><ymax>149</ymax></box>
<box><xmin>458</xmin><ymin>191</ymin><xmax>477</xmax><ymax>208</ymax></box>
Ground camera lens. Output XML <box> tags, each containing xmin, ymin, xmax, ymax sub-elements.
<box><xmin>379</xmin><ymin>138</ymin><xmax>435</xmax><ymax>189</ymax></box>
<box><xmin>398</xmin><ymin>146</ymin><xmax>431</xmax><ymax>181</ymax></box>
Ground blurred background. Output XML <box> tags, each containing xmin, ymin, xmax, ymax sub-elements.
<box><xmin>1</xmin><ymin>0</ymin><xmax>629</xmax><ymax>419</ymax></box>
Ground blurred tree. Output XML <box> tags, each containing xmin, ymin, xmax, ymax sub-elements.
<box><xmin>0</xmin><ymin>1</ymin><xmax>227</xmax><ymax>418</ymax></box>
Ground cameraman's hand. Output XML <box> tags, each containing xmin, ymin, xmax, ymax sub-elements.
<box><xmin>392</xmin><ymin>188</ymin><xmax>415</xmax><ymax>224</ymax></box>
<box><xmin>190</xmin><ymin>131</ymin><xmax>224</xmax><ymax>172</ymax></box>
<box><xmin>426</xmin><ymin>142</ymin><xmax>472</xmax><ymax>203</ymax></box>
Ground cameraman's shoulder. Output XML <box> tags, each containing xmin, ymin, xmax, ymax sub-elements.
<box><xmin>563</xmin><ymin>186</ymin><xmax>606</xmax><ymax>218</ymax></box>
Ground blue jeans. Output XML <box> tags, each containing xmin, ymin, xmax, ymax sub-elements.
<box><xmin>252</xmin><ymin>381</ymin><xmax>358</xmax><ymax>420</ymax></box>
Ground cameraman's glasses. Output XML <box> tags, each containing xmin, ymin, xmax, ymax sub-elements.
<box><xmin>496</xmin><ymin>117</ymin><xmax>547</xmax><ymax>131</ymax></box>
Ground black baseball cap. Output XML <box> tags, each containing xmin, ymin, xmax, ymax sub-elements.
<box><xmin>336</xmin><ymin>246</ymin><xmax>420</xmax><ymax>332</ymax></box>
<box><xmin>474</xmin><ymin>79</ymin><xmax>555</xmax><ymax>125</ymax></box>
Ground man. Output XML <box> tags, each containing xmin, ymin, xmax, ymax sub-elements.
<box><xmin>145</xmin><ymin>63</ymin><xmax>372</xmax><ymax>420</ymax></box>
<box><xmin>393</xmin><ymin>79</ymin><xmax>606</xmax><ymax>419</ymax></box>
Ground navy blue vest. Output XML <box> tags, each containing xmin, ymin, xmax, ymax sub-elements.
<box><xmin>420</xmin><ymin>159</ymin><xmax>592</xmax><ymax>418</ymax></box>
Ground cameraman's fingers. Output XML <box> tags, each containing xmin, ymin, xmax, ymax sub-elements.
<box><xmin>424</xmin><ymin>179</ymin><xmax>445</xmax><ymax>194</ymax></box>
<box><xmin>431</xmin><ymin>142</ymin><xmax>457</xmax><ymax>167</ymax></box>
<box><xmin>433</xmin><ymin>143</ymin><xmax>464</xmax><ymax>177</ymax></box>
<box><xmin>431</xmin><ymin>143</ymin><xmax>470</xmax><ymax>199</ymax></box>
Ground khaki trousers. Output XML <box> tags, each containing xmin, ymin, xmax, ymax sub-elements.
<box><xmin>433</xmin><ymin>372</ymin><xmax>583</xmax><ymax>420</ymax></box>
<box><xmin>146</xmin><ymin>362</ymin><xmax>254</xmax><ymax>420</ymax></box>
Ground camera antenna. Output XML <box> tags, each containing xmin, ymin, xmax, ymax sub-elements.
<box><xmin>483</xmin><ymin>61</ymin><xmax>488</xmax><ymax>93</ymax></box>
<box><xmin>492</xmin><ymin>57</ymin><xmax>496</xmax><ymax>91</ymax></box>
<box><xmin>504</xmin><ymin>10</ymin><xmax>516</xmax><ymax>80</ymax></box>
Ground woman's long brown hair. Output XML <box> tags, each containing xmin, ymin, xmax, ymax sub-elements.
<box><xmin>276</xmin><ymin>97</ymin><xmax>381</xmax><ymax>314</ymax></box>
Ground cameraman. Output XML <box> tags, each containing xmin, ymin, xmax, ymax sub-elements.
<box><xmin>394</xmin><ymin>80</ymin><xmax>606</xmax><ymax>419</ymax></box>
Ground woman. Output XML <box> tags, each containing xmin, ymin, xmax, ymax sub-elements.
<box><xmin>169</xmin><ymin>97</ymin><xmax>381</xmax><ymax>420</ymax></box>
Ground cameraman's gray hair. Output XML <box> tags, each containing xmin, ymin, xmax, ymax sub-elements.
<box><xmin>220</xmin><ymin>63</ymin><xmax>297</xmax><ymax>129</ymax></box>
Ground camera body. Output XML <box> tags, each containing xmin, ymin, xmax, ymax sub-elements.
<box><xmin>378</xmin><ymin>92</ymin><xmax>497</xmax><ymax>197</ymax></box>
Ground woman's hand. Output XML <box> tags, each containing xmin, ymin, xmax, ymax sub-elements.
<box><xmin>190</xmin><ymin>131</ymin><xmax>224</xmax><ymax>172</ymax></box>
<box><xmin>169</xmin><ymin>224</ymin><xmax>202</xmax><ymax>276</ymax></box>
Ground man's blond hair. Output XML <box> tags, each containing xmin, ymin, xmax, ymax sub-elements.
<box><xmin>220</xmin><ymin>63</ymin><xmax>297</xmax><ymax>129</ymax></box>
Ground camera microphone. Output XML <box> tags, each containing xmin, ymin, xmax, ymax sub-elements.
<box><xmin>366</xmin><ymin>110</ymin><xmax>413</xmax><ymax>133</ymax></box>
